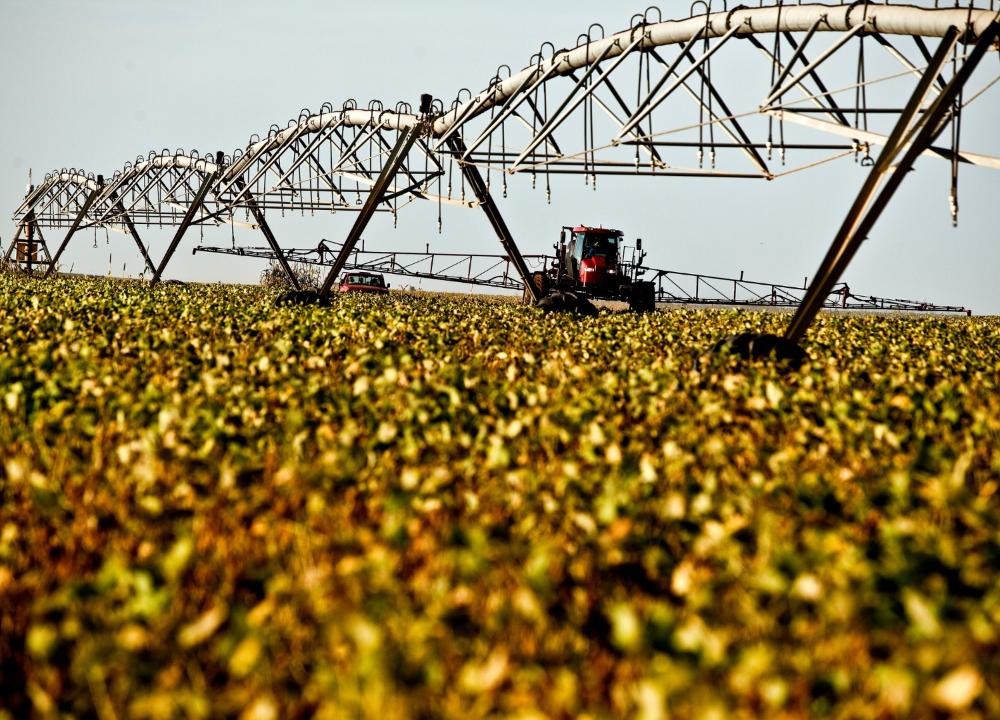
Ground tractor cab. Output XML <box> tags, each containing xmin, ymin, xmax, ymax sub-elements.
<box><xmin>561</xmin><ymin>226</ymin><xmax>623</xmax><ymax>289</ymax></box>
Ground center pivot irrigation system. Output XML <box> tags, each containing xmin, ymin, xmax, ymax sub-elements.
<box><xmin>7</xmin><ymin>2</ymin><xmax>1000</xmax><ymax>357</ymax></box>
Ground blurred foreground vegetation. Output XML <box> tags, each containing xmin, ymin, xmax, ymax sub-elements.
<box><xmin>1</xmin><ymin>274</ymin><xmax>998</xmax><ymax>718</ymax></box>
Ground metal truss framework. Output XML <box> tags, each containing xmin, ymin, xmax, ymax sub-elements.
<box><xmin>193</xmin><ymin>243</ymin><xmax>971</xmax><ymax>314</ymax></box>
<box><xmin>8</xmin><ymin>2</ymin><xmax>1000</xmax><ymax>333</ymax></box>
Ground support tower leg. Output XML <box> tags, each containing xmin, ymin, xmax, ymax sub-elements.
<box><xmin>45</xmin><ymin>177</ymin><xmax>104</xmax><ymax>277</ymax></box>
<box><xmin>150</xmin><ymin>155</ymin><xmax>224</xmax><ymax>285</ymax></box>
<box><xmin>319</xmin><ymin>125</ymin><xmax>423</xmax><ymax>298</ymax></box>
<box><xmin>3</xmin><ymin>223</ymin><xmax>25</xmax><ymax>264</ymax></box>
<box><xmin>446</xmin><ymin>135</ymin><xmax>541</xmax><ymax>303</ymax></box>
<box><xmin>235</xmin><ymin>178</ymin><xmax>301</xmax><ymax>291</ymax></box>
<box><xmin>784</xmin><ymin>23</ymin><xmax>998</xmax><ymax>344</ymax></box>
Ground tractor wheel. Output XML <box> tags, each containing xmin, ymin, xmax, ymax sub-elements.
<box><xmin>536</xmin><ymin>290</ymin><xmax>598</xmax><ymax>316</ymax></box>
<box><xmin>523</xmin><ymin>271</ymin><xmax>548</xmax><ymax>305</ymax></box>
<box><xmin>274</xmin><ymin>290</ymin><xmax>331</xmax><ymax>308</ymax></box>
<box><xmin>628</xmin><ymin>281</ymin><xmax>656</xmax><ymax>313</ymax></box>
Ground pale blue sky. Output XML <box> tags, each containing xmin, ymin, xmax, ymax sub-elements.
<box><xmin>2</xmin><ymin>0</ymin><xmax>998</xmax><ymax>312</ymax></box>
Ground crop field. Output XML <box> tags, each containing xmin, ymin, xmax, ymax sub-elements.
<box><xmin>1</xmin><ymin>273</ymin><xmax>998</xmax><ymax>719</ymax></box>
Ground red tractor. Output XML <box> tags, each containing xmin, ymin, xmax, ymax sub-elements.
<box><xmin>529</xmin><ymin>226</ymin><xmax>656</xmax><ymax>313</ymax></box>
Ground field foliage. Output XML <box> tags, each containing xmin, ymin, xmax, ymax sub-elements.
<box><xmin>1</xmin><ymin>274</ymin><xmax>999</xmax><ymax>718</ymax></box>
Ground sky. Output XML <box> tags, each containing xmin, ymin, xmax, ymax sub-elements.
<box><xmin>2</xmin><ymin>0</ymin><xmax>998</xmax><ymax>313</ymax></box>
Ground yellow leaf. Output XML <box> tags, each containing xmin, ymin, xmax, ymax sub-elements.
<box><xmin>177</xmin><ymin>604</ymin><xmax>228</xmax><ymax>648</ymax></box>
<box><xmin>930</xmin><ymin>666</ymin><xmax>983</xmax><ymax>712</ymax></box>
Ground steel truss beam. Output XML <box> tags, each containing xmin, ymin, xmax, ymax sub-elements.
<box><xmin>16</xmin><ymin>5</ymin><xmax>999</xmax><ymax>229</ymax></box>
<box><xmin>195</xmin><ymin>244</ymin><xmax>551</xmax><ymax>291</ymax></box>
<box><xmin>432</xmin><ymin>4</ymin><xmax>1000</xmax><ymax>136</ymax></box>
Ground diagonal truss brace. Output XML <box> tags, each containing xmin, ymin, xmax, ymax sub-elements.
<box><xmin>45</xmin><ymin>177</ymin><xmax>104</xmax><ymax>277</ymax></box>
<box><xmin>319</xmin><ymin>124</ymin><xmax>424</xmax><ymax>298</ymax></box>
<box><xmin>648</xmin><ymin>46</ymin><xmax>771</xmax><ymax>176</ymax></box>
<box><xmin>104</xmin><ymin>191</ymin><xmax>158</xmax><ymax>276</ymax></box>
<box><xmin>763</xmin><ymin>24</ymin><xmax>868</xmax><ymax>108</ymax></box>
<box><xmin>615</xmin><ymin>23</ymin><xmax>742</xmax><ymax>143</ymax></box>
<box><xmin>447</xmin><ymin>135</ymin><xmax>541</xmax><ymax>303</ymax></box>
<box><xmin>151</xmin><ymin>154</ymin><xmax>224</xmax><ymax>285</ymax></box>
<box><xmin>785</xmin><ymin>22</ymin><xmax>998</xmax><ymax>344</ymax></box>
<box><xmin>513</xmin><ymin>39</ymin><xmax>620</xmax><ymax>167</ymax></box>
<box><xmin>233</xmin><ymin>177</ymin><xmax>301</xmax><ymax>291</ymax></box>
<box><xmin>3</xmin><ymin>217</ymin><xmax>52</xmax><ymax>271</ymax></box>
<box><xmin>3</xmin><ymin>222</ymin><xmax>24</xmax><ymax>263</ymax></box>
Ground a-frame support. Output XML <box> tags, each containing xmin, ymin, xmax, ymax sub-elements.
<box><xmin>119</xmin><ymin>207</ymin><xmax>157</xmax><ymax>276</ymax></box>
<box><xmin>106</xmin><ymin>195</ymin><xmax>158</xmax><ymax>276</ymax></box>
<box><xmin>23</xmin><ymin>220</ymin><xmax>53</xmax><ymax>272</ymax></box>
<box><xmin>150</xmin><ymin>153</ymin><xmax>224</xmax><ymax>285</ymax></box>
<box><xmin>45</xmin><ymin>176</ymin><xmax>104</xmax><ymax>277</ymax></box>
<box><xmin>319</xmin><ymin>124</ymin><xmax>423</xmax><ymax>298</ymax></box>
<box><xmin>446</xmin><ymin>134</ymin><xmax>541</xmax><ymax>303</ymax></box>
<box><xmin>785</xmin><ymin>22</ymin><xmax>998</xmax><ymax>344</ymax></box>
<box><xmin>234</xmin><ymin>177</ymin><xmax>301</xmax><ymax>291</ymax></box>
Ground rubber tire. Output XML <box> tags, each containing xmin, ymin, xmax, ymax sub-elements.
<box><xmin>274</xmin><ymin>290</ymin><xmax>331</xmax><ymax>308</ymax></box>
<box><xmin>712</xmin><ymin>332</ymin><xmax>807</xmax><ymax>369</ymax></box>
<box><xmin>523</xmin><ymin>271</ymin><xmax>548</xmax><ymax>305</ymax></box>
<box><xmin>536</xmin><ymin>290</ymin><xmax>599</xmax><ymax>316</ymax></box>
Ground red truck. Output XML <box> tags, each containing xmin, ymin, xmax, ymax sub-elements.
<box><xmin>338</xmin><ymin>271</ymin><xmax>389</xmax><ymax>294</ymax></box>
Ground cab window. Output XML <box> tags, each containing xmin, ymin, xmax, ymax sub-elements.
<box><xmin>582</xmin><ymin>233</ymin><xmax>618</xmax><ymax>259</ymax></box>
<box><xmin>573</xmin><ymin>232</ymin><xmax>587</xmax><ymax>263</ymax></box>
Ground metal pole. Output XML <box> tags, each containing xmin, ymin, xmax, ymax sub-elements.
<box><xmin>235</xmin><ymin>177</ymin><xmax>301</xmax><ymax>291</ymax></box>
<box><xmin>45</xmin><ymin>176</ymin><xmax>104</xmax><ymax>277</ymax></box>
<box><xmin>446</xmin><ymin>134</ymin><xmax>541</xmax><ymax>303</ymax></box>
<box><xmin>151</xmin><ymin>153</ymin><xmax>223</xmax><ymax>285</ymax></box>
<box><xmin>786</xmin><ymin>23</ymin><xmax>996</xmax><ymax>343</ymax></box>
<box><xmin>319</xmin><ymin>124</ymin><xmax>423</xmax><ymax>298</ymax></box>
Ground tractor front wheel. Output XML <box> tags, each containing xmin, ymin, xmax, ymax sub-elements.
<box><xmin>523</xmin><ymin>271</ymin><xmax>549</xmax><ymax>305</ymax></box>
<box><xmin>536</xmin><ymin>290</ymin><xmax>598</xmax><ymax>316</ymax></box>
